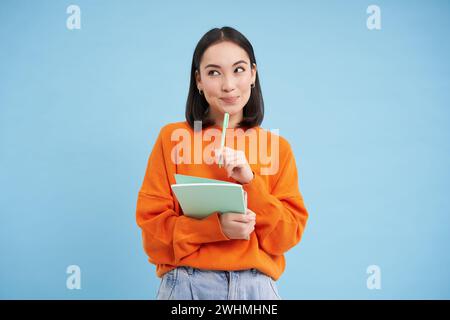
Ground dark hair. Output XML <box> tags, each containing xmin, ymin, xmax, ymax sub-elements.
<box><xmin>185</xmin><ymin>26</ymin><xmax>264</xmax><ymax>130</ymax></box>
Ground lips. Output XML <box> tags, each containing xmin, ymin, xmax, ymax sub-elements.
<box><xmin>220</xmin><ymin>96</ymin><xmax>239</xmax><ymax>104</ymax></box>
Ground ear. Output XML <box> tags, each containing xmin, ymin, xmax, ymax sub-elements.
<box><xmin>251</xmin><ymin>63</ymin><xmax>257</xmax><ymax>84</ymax></box>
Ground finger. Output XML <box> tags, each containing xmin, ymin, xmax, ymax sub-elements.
<box><xmin>224</xmin><ymin>160</ymin><xmax>239</xmax><ymax>177</ymax></box>
<box><xmin>223</xmin><ymin>149</ymin><xmax>240</xmax><ymax>162</ymax></box>
<box><xmin>224</xmin><ymin>159</ymin><xmax>238</xmax><ymax>171</ymax></box>
<box><xmin>244</xmin><ymin>215</ymin><xmax>256</xmax><ymax>223</ymax></box>
<box><xmin>246</xmin><ymin>212</ymin><xmax>256</xmax><ymax>221</ymax></box>
<box><xmin>217</xmin><ymin>151</ymin><xmax>235</xmax><ymax>167</ymax></box>
<box><xmin>215</xmin><ymin>147</ymin><xmax>232</xmax><ymax>157</ymax></box>
<box><xmin>225</xmin><ymin>156</ymin><xmax>242</xmax><ymax>171</ymax></box>
<box><xmin>236</xmin><ymin>152</ymin><xmax>248</xmax><ymax>165</ymax></box>
<box><xmin>246</xmin><ymin>212</ymin><xmax>256</xmax><ymax>220</ymax></box>
<box><xmin>224</xmin><ymin>152</ymin><xmax>247</xmax><ymax>167</ymax></box>
<box><xmin>213</xmin><ymin>149</ymin><xmax>223</xmax><ymax>164</ymax></box>
<box><xmin>222</xmin><ymin>146</ymin><xmax>236</xmax><ymax>154</ymax></box>
<box><xmin>229</xmin><ymin>213</ymin><xmax>254</xmax><ymax>223</ymax></box>
<box><xmin>214</xmin><ymin>148</ymin><xmax>232</xmax><ymax>161</ymax></box>
<box><xmin>246</xmin><ymin>223</ymin><xmax>255</xmax><ymax>235</ymax></box>
<box><xmin>222</xmin><ymin>152</ymin><xmax>238</xmax><ymax>165</ymax></box>
<box><xmin>245</xmin><ymin>209</ymin><xmax>256</xmax><ymax>217</ymax></box>
<box><xmin>225</xmin><ymin>166</ymin><xmax>233</xmax><ymax>178</ymax></box>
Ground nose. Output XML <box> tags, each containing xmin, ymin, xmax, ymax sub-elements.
<box><xmin>221</xmin><ymin>75</ymin><xmax>236</xmax><ymax>93</ymax></box>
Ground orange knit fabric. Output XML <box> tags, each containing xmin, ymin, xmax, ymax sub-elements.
<box><xmin>136</xmin><ymin>121</ymin><xmax>308</xmax><ymax>280</ymax></box>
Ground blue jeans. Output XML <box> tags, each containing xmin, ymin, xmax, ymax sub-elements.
<box><xmin>156</xmin><ymin>267</ymin><xmax>281</xmax><ymax>300</ymax></box>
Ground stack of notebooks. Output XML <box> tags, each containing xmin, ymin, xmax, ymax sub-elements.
<box><xmin>171</xmin><ymin>174</ymin><xmax>247</xmax><ymax>219</ymax></box>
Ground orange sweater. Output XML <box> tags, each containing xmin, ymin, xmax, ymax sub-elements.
<box><xmin>136</xmin><ymin>121</ymin><xmax>308</xmax><ymax>280</ymax></box>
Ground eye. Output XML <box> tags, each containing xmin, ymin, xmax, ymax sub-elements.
<box><xmin>235</xmin><ymin>66</ymin><xmax>245</xmax><ymax>73</ymax></box>
<box><xmin>208</xmin><ymin>70</ymin><xmax>220</xmax><ymax>76</ymax></box>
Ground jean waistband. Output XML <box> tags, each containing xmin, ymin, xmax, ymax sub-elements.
<box><xmin>178</xmin><ymin>266</ymin><xmax>260</xmax><ymax>276</ymax></box>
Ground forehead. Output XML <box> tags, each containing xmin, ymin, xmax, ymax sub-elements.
<box><xmin>201</xmin><ymin>41</ymin><xmax>250</xmax><ymax>66</ymax></box>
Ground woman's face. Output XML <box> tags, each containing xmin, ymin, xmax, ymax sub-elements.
<box><xmin>196</xmin><ymin>41</ymin><xmax>257</xmax><ymax>120</ymax></box>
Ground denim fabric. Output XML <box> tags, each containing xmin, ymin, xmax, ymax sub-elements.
<box><xmin>156</xmin><ymin>267</ymin><xmax>281</xmax><ymax>300</ymax></box>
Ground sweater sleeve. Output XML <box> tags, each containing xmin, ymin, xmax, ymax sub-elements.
<box><xmin>242</xmin><ymin>139</ymin><xmax>309</xmax><ymax>256</ymax></box>
<box><xmin>136</xmin><ymin>128</ymin><xmax>230</xmax><ymax>266</ymax></box>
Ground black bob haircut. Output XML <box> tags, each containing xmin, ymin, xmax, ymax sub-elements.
<box><xmin>185</xmin><ymin>26</ymin><xmax>264</xmax><ymax>130</ymax></box>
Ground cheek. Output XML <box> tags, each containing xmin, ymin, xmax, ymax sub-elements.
<box><xmin>237</xmin><ymin>77</ymin><xmax>252</xmax><ymax>94</ymax></box>
<box><xmin>202</xmin><ymin>79</ymin><xmax>221</xmax><ymax>96</ymax></box>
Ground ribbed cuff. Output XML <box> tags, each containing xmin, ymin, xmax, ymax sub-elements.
<box><xmin>177</xmin><ymin>212</ymin><xmax>230</xmax><ymax>243</ymax></box>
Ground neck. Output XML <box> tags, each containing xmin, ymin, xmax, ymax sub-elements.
<box><xmin>209</xmin><ymin>108</ymin><xmax>243</xmax><ymax>129</ymax></box>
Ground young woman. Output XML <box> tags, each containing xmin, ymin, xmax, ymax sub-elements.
<box><xmin>136</xmin><ymin>26</ymin><xmax>309</xmax><ymax>300</ymax></box>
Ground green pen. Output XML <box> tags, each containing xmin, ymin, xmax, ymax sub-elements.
<box><xmin>218</xmin><ymin>112</ymin><xmax>229</xmax><ymax>168</ymax></box>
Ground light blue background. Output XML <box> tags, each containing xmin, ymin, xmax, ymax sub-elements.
<box><xmin>1</xmin><ymin>0</ymin><xmax>449</xmax><ymax>299</ymax></box>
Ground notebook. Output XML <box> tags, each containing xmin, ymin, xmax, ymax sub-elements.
<box><xmin>171</xmin><ymin>174</ymin><xmax>247</xmax><ymax>219</ymax></box>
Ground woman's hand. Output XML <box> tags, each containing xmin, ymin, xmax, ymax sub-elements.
<box><xmin>219</xmin><ymin>209</ymin><xmax>256</xmax><ymax>240</ymax></box>
<box><xmin>214</xmin><ymin>147</ymin><xmax>254</xmax><ymax>184</ymax></box>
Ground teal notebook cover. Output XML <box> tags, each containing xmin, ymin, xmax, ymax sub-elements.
<box><xmin>171</xmin><ymin>174</ymin><xmax>246</xmax><ymax>219</ymax></box>
<box><xmin>174</xmin><ymin>174</ymin><xmax>235</xmax><ymax>185</ymax></box>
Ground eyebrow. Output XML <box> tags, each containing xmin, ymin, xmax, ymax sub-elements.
<box><xmin>204</xmin><ymin>60</ymin><xmax>248</xmax><ymax>69</ymax></box>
